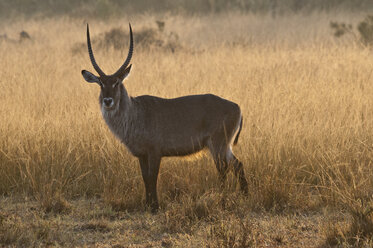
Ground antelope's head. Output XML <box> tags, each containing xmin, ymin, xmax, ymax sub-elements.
<box><xmin>82</xmin><ymin>24</ymin><xmax>133</xmax><ymax>110</ymax></box>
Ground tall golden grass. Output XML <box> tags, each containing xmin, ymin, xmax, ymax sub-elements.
<box><xmin>1</xmin><ymin>12</ymin><xmax>373</xmax><ymax>245</ymax></box>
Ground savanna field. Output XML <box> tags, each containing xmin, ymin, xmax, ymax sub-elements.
<box><xmin>2</xmin><ymin>12</ymin><xmax>373</xmax><ymax>247</ymax></box>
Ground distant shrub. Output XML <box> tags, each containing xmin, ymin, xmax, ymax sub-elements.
<box><xmin>0</xmin><ymin>31</ymin><xmax>32</xmax><ymax>44</ymax></box>
<box><xmin>72</xmin><ymin>21</ymin><xmax>182</xmax><ymax>55</ymax></box>
<box><xmin>358</xmin><ymin>15</ymin><xmax>373</xmax><ymax>46</ymax></box>
<box><xmin>331</xmin><ymin>15</ymin><xmax>373</xmax><ymax>46</ymax></box>
<box><xmin>330</xmin><ymin>22</ymin><xmax>353</xmax><ymax>38</ymax></box>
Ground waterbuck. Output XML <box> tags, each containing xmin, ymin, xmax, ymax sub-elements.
<box><xmin>81</xmin><ymin>24</ymin><xmax>248</xmax><ymax>212</ymax></box>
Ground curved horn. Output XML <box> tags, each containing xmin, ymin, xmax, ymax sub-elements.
<box><xmin>86</xmin><ymin>24</ymin><xmax>105</xmax><ymax>76</ymax></box>
<box><xmin>113</xmin><ymin>23</ymin><xmax>133</xmax><ymax>77</ymax></box>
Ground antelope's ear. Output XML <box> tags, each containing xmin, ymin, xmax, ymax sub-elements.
<box><xmin>82</xmin><ymin>70</ymin><xmax>100</xmax><ymax>84</ymax></box>
<box><xmin>118</xmin><ymin>64</ymin><xmax>132</xmax><ymax>81</ymax></box>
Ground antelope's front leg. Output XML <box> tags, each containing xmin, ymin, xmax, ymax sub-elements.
<box><xmin>138</xmin><ymin>153</ymin><xmax>161</xmax><ymax>213</ymax></box>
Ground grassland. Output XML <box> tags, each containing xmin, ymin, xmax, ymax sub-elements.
<box><xmin>1</xmin><ymin>12</ymin><xmax>373</xmax><ymax>247</ymax></box>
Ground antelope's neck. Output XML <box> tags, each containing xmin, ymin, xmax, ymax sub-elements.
<box><xmin>100</xmin><ymin>86</ymin><xmax>133</xmax><ymax>146</ymax></box>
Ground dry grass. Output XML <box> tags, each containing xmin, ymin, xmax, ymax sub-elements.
<box><xmin>1</xmin><ymin>12</ymin><xmax>373</xmax><ymax>246</ymax></box>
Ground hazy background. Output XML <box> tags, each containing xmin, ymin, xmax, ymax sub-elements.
<box><xmin>0</xmin><ymin>0</ymin><xmax>373</xmax><ymax>19</ymax></box>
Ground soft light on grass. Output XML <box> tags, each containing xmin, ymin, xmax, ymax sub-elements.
<box><xmin>1</xmin><ymin>12</ymin><xmax>373</xmax><ymax>246</ymax></box>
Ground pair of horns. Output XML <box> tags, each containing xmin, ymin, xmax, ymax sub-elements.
<box><xmin>87</xmin><ymin>23</ymin><xmax>133</xmax><ymax>77</ymax></box>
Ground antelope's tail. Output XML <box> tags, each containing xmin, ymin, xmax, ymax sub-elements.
<box><xmin>233</xmin><ymin>116</ymin><xmax>243</xmax><ymax>145</ymax></box>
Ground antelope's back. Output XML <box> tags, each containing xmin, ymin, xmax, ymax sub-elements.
<box><xmin>134</xmin><ymin>94</ymin><xmax>241</xmax><ymax>155</ymax></box>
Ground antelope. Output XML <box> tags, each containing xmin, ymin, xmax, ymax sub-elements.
<box><xmin>81</xmin><ymin>24</ymin><xmax>248</xmax><ymax>212</ymax></box>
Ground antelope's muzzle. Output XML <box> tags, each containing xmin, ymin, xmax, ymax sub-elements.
<box><xmin>103</xmin><ymin>97</ymin><xmax>114</xmax><ymax>108</ymax></box>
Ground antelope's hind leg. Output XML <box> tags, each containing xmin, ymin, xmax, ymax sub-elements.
<box><xmin>207</xmin><ymin>138</ymin><xmax>229</xmax><ymax>187</ymax></box>
<box><xmin>227</xmin><ymin>147</ymin><xmax>248</xmax><ymax>194</ymax></box>
<box><xmin>208</xmin><ymin>137</ymin><xmax>248</xmax><ymax>194</ymax></box>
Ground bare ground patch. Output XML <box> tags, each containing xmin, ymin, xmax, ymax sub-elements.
<box><xmin>0</xmin><ymin>197</ymin><xmax>339</xmax><ymax>247</ymax></box>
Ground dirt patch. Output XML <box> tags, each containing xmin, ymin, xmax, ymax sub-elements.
<box><xmin>0</xmin><ymin>197</ymin><xmax>336</xmax><ymax>247</ymax></box>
